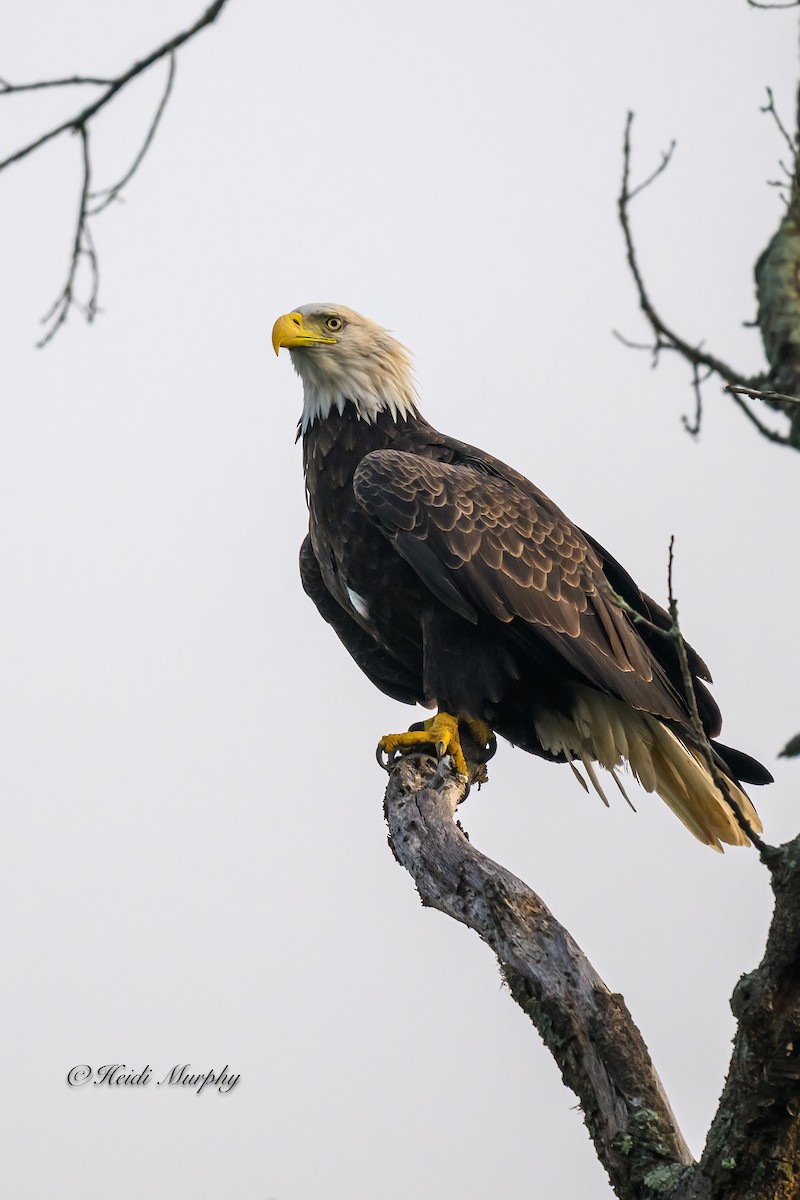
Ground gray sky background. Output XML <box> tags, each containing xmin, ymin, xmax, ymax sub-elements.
<box><xmin>1</xmin><ymin>2</ymin><xmax>798</xmax><ymax>1196</ymax></box>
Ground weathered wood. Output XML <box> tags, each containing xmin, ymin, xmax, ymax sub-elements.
<box><xmin>383</xmin><ymin>754</ymin><xmax>694</xmax><ymax>1199</ymax></box>
<box><xmin>688</xmin><ymin>836</ymin><xmax>800</xmax><ymax>1200</ymax></box>
<box><xmin>385</xmin><ymin>755</ymin><xmax>800</xmax><ymax>1199</ymax></box>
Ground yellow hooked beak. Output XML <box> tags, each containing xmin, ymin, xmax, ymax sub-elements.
<box><xmin>271</xmin><ymin>312</ymin><xmax>337</xmax><ymax>356</ymax></box>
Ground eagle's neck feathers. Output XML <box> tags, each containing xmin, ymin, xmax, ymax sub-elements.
<box><xmin>290</xmin><ymin>335</ymin><xmax>418</xmax><ymax>433</ymax></box>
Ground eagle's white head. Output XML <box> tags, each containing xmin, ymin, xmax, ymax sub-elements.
<box><xmin>272</xmin><ymin>303</ymin><xmax>418</xmax><ymax>432</ymax></box>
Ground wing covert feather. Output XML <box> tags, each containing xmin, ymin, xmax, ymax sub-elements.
<box><xmin>353</xmin><ymin>449</ymin><xmax>682</xmax><ymax>712</ymax></box>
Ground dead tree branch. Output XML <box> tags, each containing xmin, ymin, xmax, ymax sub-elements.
<box><xmin>37</xmin><ymin>125</ymin><xmax>98</xmax><ymax>348</ymax></box>
<box><xmin>380</xmin><ymin>540</ymin><xmax>795</xmax><ymax>1195</ymax></box>
<box><xmin>725</xmin><ymin>382</ymin><xmax>800</xmax><ymax>407</ymax></box>
<box><xmin>693</xmin><ymin>836</ymin><xmax>800</xmax><ymax>1200</ymax></box>
<box><xmin>746</xmin><ymin>1</ymin><xmax>800</xmax><ymax>9</ymax></box>
<box><xmin>385</xmin><ymin>754</ymin><xmax>800</xmax><ymax>1198</ymax></box>
<box><xmin>616</xmin><ymin>111</ymin><xmax>795</xmax><ymax>449</ymax></box>
<box><xmin>0</xmin><ymin>0</ymin><xmax>230</xmax><ymax>343</ymax></box>
<box><xmin>761</xmin><ymin>86</ymin><xmax>798</xmax><ymax>168</ymax></box>
<box><xmin>617</xmin><ymin>114</ymin><xmax>754</xmax><ymax>387</ymax></box>
<box><xmin>0</xmin><ymin>75</ymin><xmax>116</xmax><ymax>93</ymax></box>
<box><xmin>87</xmin><ymin>53</ymin><xmax>176</xmax><ymax>217</ymax></box>
<box><xmin>383</xmin><ymin>754</ymin><xmax>693</xmax><ymax>1200</ymax></box>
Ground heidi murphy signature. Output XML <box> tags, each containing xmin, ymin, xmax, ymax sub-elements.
<box><xmin>67</xmin><ymin>1064</ymin><xmax>240</xmax><ymax>1094</ymax></box>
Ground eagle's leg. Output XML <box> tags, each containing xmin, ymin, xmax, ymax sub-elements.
<box><xmin>460</xmin><ymin>716</ymin><xmax>497</xmax><ymax>763</ymax></box>
<box><xmin>377</xmin><ymin>712</ymin><xmax>496</xmax><ymax>782</ymax></box>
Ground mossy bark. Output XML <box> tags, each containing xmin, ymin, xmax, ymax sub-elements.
<box><xmin>686</xmin><ymin>839</ymin><xmax>800</xmax><ymax>1200</ymax></box>
<box><xmin>755</xmin><ymin>204</ymin><xmax>800</xmax><ymax>448</ymax></box>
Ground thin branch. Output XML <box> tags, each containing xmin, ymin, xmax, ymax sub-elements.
<box><xmin>0</xmin><ymin>0</ymin><xmax>228</xmax><ymax>175</ymax></box>
<box><xmin>747</xmin><ymin>1</ymin><xmax>800</xmax><ymax>11</ymax></box>
<box><xmin>618</xmin><ymin>112</ymin><xmax>752</xmax><ymax>389</ymax></box>
<box><xmin>36</xmin><ymin>125</ymin><xmax>99</xmax><ymax>348</ymax></box>
<box><xmin>767</xmin><ymin>181</ymin><xmax>792</xmax><ymax>209</ymax></box>
<box><xmin>611</xmin><ymin>328</ymin><xmax>662</xmax><ymax>361</ymax></box>
<box><xmin>610</xmin><ymin>358</ymin><xmax>790</xmax><ymax>443</ymax></box>
<box><xmin>87</xmin><ymin>54</ymin><xmax>176</xmax><ymax>216</ymax></box>
<box><xmin>0</xmin><ymin>0</ymin><xmax>231</xmax><ymax>343</ymax></box>
<box><xmin>760</xmin><ymin>85</ymin><xmax>798</xmax><ymax>165</ymax></box>
<box><xmin>626</xmin><ymin>136</ymin><xmax>676</xmax><ymax>201</ymax></box>
<box><xmin>724</xmin><ymin>387</ymin><xmax>792</xmax><ymax>444</ymax></box>
<box><xmin>726</xmin><ymin>382</ymin><xmax>800</xmax><ymax>406</ymax></box>
<box><xmin>617</xmin><ymin>112</ymin><xmax>796</xmax><ymax>448</ymax></box>
<box><xmin>682</xmin><ymin>358</ymin><xmax>712</xmax><ymax>437</ymax></box>
<box><xmin>0</xmin><ymin>75</ymin><xmax>114</xmax><ymax>93</ymax></box>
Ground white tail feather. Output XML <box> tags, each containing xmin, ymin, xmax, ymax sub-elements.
<box><xmin>581</xmin><ymin>756</ymin><xmax>610</xmax><ymax>807</ymax></box>
<box><xmin>568</xmin><ymin>760</ymin><xmax>590</xmax><ymax>793</ymax></box>
<box><xmin>610</xmin><ymin>768</ymin><xmax>635</xmax><ymax>811</ymax></box>
<box><xmin>534</xmin><ymin>688</ymin><xmax>762</xmax><ymax>850</ymax></box>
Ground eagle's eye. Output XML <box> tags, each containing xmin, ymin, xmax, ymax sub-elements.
<box><xmin>325</xmin><ymin>316</ymin><xmax>344</xmax><ymax>333</ymax></box>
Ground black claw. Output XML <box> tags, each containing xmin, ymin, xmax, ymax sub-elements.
<box><xmin>376</xmin><ymin>744</ymin><xmax>392</xmax><ymax>772</ymax></box>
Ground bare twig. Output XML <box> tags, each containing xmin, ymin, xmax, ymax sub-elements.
<box><xmin>682</xmin><ymin>358</ymin><xmax>712</xmax><ymax>437</ymax></box>
<box><xmin>611</xmin><ymin>328</ymin><xmax>661</xmax><ymax>362</ymax></box>
<box><xmin>36</xmin><ymin>126</ymin><xmax>99</xmax><ymax>348</ymax></box>
<box><xmin>626</xmin><ymin>136</ymin><xmax>676</xmax><ymax>201</ymax></box>
<box><xmin>87</xmin><ymin>54</ymin><xmax>177</xmax><ymax>216</ymax></box>
<box><xmin>724</xmin><ymin>387</ymin><xmax>794</xmax><ymax>444</ymax></box>
<box><xmin>0</xmin><ymin>0</ymin><xmax>230</xmax><ymax>343</ymax></box>
<box><xmin>618</xmin><ymin>113</ymin><xmax>752</xmax><ymax>388</ymax></box>
<box><xmin>617</xmin><ymin>112</ymin><xmax>794</xmax><ymax>447</ymax></box>
<box><xmin>760</xmin><ymin>85</ymin><xmax>798</xmax><ymax>165</ymax></box>
<box><xmin>726</xmin><ymin>382</ymin><xmax>800</xmax><ymax>406</ymax></box>
<box><xmin>0</xmin><ymin>75</ymin><xmax>114</xmax><ymax>93</ymax></box>
<box><xmin>747</xmin><ymin>1</ymin><xmax>800</xmax><ymax>10</ymax></box>
<box><xmin>766</xmin><ymin>180</ymin><xmax>791</xmax><ymax>208</ymax></box>
<box><xmin>0</xmin><ymin>0</ymin><xmax>228</xmax><ymax>175</ymax></box>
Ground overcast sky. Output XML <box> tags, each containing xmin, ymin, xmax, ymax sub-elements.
<box><xmin>1</xmin><ymin>2</ymin><xmax>799</xmax><ymax>1197</ymax></box>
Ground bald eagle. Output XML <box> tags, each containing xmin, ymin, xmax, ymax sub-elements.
<box><xmin>273</xmin><ymin>304</ymin><xmax>771</xmax><ymax>850</ymax></box>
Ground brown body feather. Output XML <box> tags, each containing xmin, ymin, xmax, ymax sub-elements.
<box><xmin>301</xmin><ymin>404</ymin><xmax>769</xmax><ymax>850</ymax></box>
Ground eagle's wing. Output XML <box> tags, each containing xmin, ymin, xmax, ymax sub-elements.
<box><xmin>578</xmin><ymin>529</ymin><xmax>723</xmax><ymax>738</ymax></box>
<box><xmin>353</xmin><ymin>449</ymin><xmax>687</xmax><ymax>722</ymax></box>
<box><xmin>299</xmin><ymin>535</ymin><xmax>421</xmax><ymax>705</ymax></box>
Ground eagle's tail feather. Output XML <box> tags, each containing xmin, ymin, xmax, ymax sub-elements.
<box><xmin>640</xmin><ymin>715</ymin><xmax>761</xmax><ymax>850</ymax></box>
<box><xmin>534</xmin><ymin>688</ymin><xmax>762</xmax><ymax>850</ymax></box>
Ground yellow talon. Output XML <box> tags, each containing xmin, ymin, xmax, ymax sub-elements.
<box><xmin>377</xmin><ymin>712</ymin><xmax>470</xmax><ymax>778</ymax></box>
